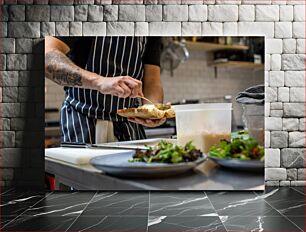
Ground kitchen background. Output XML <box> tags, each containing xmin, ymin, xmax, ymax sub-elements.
<box><xmin>45</xmin><ymin>36</ymin><xmax>264</xmax><ymax>146</ymax></box>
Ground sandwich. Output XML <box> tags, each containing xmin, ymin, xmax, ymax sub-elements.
<box><xmin>117</xmin><ymin>104</ymin><xmax>175</xmax><ymax>119</ymax></box>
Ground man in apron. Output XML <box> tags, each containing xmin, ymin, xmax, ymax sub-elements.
<box><xmin>45</xmin><ymin>36</ymin><xmax>164</xmax><ymax>144</ymax></box>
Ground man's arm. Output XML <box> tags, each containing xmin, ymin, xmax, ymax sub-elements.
<box><xmin>45</xmin><ymin>49</ymin><xmax>83</xmax><ymax>87</ymax></box>
<box><xmin>45</xmin><ymin>36</ymin><xmax>95</xmax><ymax>88</ymax></box>
<box><xmin>142</xmin><ymin>64</ymin><xmax>163</xmax><ymax>104</ymax></box>
<box><xmin>45</xmin><ymin>36</ymin><xmax>143</xmax><ymax>98</ymax></box>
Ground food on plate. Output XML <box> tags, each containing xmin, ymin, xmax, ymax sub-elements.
<box><xmin>178</xmin><ymin>132</ymin><xmax>231</xmax><ymax>153</ymax></box>
<box><xmin>208</xmin><ymin>137</ymin><xmax>264</xmax><ymax>161</ymax></box>
<box><xmin>117</xmin><ymin>104</ymin><xmax>175</xmax><ymax>119</ymax></box>
<box><xmin>129</xmin><ymin>140</ymin><xmax>203</xmax><ymax>164</ymax></box>
<box><xmin>202</xmin><ymin>133</ymin><xmax>232</xmax><ymax>153</ymax></box>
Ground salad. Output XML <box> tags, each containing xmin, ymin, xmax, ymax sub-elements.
<box><xmin>208</xmin><ymin>137</ymin><xmax>264</xmax><ymax>161</ymax></box>
<box><xmin>129</xmin><ymin>141</ymin><xmax>203</xmax><ymax>164</ymax></box>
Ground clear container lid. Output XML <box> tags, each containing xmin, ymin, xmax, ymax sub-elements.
<box><xmin>174</xmin><ymin>103</ymin><xmax>232</xmax><ymax>112</ymax></box>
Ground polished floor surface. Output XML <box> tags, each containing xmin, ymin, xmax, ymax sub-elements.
<box><xmin>1</xmin><ymin>187</ymin><xmax>305</xmax><ymax>231</ymax></box>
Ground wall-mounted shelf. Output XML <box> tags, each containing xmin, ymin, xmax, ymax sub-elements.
<box><xmin>184</xmin><ymin>40</ymin><xmax>264</xmax><ymax>79</ymax></box>
<box><xmin>186</xmin><ymin>41</ymin><xmax>249</xmax><ymax>52</ymax></box>
<box><xmin>208</xmin><ymin>61</ymin><xmax>264</xmax><ymax>69</ymax></box>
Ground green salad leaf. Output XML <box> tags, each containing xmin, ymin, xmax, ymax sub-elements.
<box><xmin>209</xmin><ymin>137</ymin><xmax>264</xmax><ymax>161</ymax></box>
<box><xmin>129</xmin><ymin>141</ymin><xmax>203</xmax><ymax>164</ymax></box>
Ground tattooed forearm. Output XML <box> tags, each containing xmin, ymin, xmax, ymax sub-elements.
<box><xmin>45</xmin><ymin>50</ymin><xmax>83</xmax><ymax>87</ymax></box>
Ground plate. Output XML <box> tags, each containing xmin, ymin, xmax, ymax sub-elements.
<box><xmin>90</xmin><ymin>151</ymin><xmax>207</xmax><ymax>178</ymax></box>
<box><xmin>208</xmin><ymin>155</ymin><xmax>264</xmax><ymax>171</ymax></box>
<box><xmin>208</xmin><ymin>156</ymin><xmax>264</xmax><ymax>171</ymax></box>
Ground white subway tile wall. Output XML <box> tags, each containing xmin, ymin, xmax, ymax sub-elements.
<box><xmin>1</xmin><ymin>1</ymin><xmax>305</xmax><ymax>187</ymax></box>
<box><xmin>159</xmin><ymin>51</ymin><xmax>263</xmax><ymax>127</ymax></box>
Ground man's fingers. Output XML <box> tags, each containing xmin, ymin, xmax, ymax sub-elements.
<box><xmin>114</xmin><ymin>86</ymin><xmax>125</xmax><ymax>97</ymax></box>
<box><xmin>145</xmin><ymin>119</ymin><xmax>154</xmax><ymax>124</ymax></box>
<box><xmin>122</xmin><ymin>76</ymin><xmax>141</xmax><ymax>88</ymax></box>
<box><xmin>127</xmin><ymin>117</ymin><xmax>167</xmax><ymax>128</ymax></box>
<box><xmin>122</xmin><ymin>76</ymin><xmax>143</xmax><ymax>97</ymax></box>
<box><xmin>98</xmin><ymin>76</ymin><xmax>143</xmax><ymax>98</ymax></box>
<box><xmin>119</xmin><ymin>82</ymin><xmax>132</xmax><ymax>98</ymax></box>
<box><xmin>124</xmin><ymin>76</ymin><xmax>142</xmax><ymax>84</ymax></box>
<box><xmin>130</xmin><ymin>88</ymin><xmax>144</xmax><ymax>98</ymax></box>
<box><xmin>133</xmin><ymin>117</ymin><xmax>145</xmax><ymax>123</ymax></box>
<box><xmin>127</xmin><ymin>118</ymin><xmax>140</xmax><ymax>124</ymax></box>
<box><xmin>146</xmin><ymin>118</ymin><xmax>166</xmax><ymax>125</ymax></box>
<box><xmin>133</xmin><ymin>117</ymin><xmax>153</xmax><ymax>126</ymax></box>
<box><xmin>121</xmin><ymin>81</ymin><xmax>143</xmax><ymax>98</ymax></box>
<box><xmin>159</xmin><ymin>118</ymin><xmax>167</xmax><ymax>124</ymax></box>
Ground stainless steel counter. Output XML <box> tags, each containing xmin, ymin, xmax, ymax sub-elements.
<box><xmin>45</xmin><ymin>156</ymin><xmax>264</xmax><ymax>191</ymax></box>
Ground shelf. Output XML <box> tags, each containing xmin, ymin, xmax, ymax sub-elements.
<box><xmin>186</xmin><ymin>41</ymin><xmax>249</xmax><ymax>52</ymax></box>
<box><xmin>208</xmin><ymin>61</ymin><xmax>264</xmax><ymax>69</ymax></box>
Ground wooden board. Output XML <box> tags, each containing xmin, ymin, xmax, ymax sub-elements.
<box><xmin>186</xmin><ymin>41</ymin><xmax>249</xmax><ymax>52</ymax></box>
<box><xmin>208</xmin><ymin>61</ymin><xmax>264</xmax><ymax>69</ymax></box>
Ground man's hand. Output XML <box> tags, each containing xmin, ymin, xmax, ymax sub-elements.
<box><xmin>128</xmin><ymin>117</ymin><xmax>166</xmax><ymax>128</ymax></box>
<box><xmin>96</xmin><ymin>76</ymin><xmax>143</xmax><ymax>98</ymax></box>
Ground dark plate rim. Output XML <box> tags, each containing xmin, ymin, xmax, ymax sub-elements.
<box><xmin>207</xmin><ymin>153</ymin><xmax>264</xmax><ymax>163</ymax></box>
<box><xmin>208</xmin><ymin>155</ymin><xmax>264</xmax><ymax>170</ymax></box>
<box><xmin>90</xmin><ymin>154</ymin><xmax>207</xmax><ymax>169</ymax></box>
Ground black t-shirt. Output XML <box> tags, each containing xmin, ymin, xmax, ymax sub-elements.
<box><xmin>57</xmin><ymin>36</ymin><xmax>161</xmax><ymax>122</ymax></box>
<box><xmin>58</xmin><ymin>37</ymin><xmax>161</xmax><ymax>68</ymax></box>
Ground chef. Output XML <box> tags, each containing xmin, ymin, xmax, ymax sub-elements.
<box><xmin>45</xmin><ymin>36</ymin><xmax>165</xmax><ymax>144</ymax></box>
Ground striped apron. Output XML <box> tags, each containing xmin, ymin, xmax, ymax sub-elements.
<box><xmin>60</xmin><ymin>37</ymin><xmax>147</xmax><ymax>144</ymax></box>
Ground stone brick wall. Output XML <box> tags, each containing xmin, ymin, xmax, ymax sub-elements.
<box><xmin>0</xmin><ymin>0</ymin><xmax>305</xmax><ymax>187</ymax></box>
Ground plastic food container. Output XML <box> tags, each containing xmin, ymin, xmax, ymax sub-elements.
<box><xmin>175</xmin><ymin>104</ymin><xmax>232</xmax><ymax>153</ymax></box>
<box><xmin>242</xmin><ymin>104</ymin><xmax>264</xmax><ymax>146</ymax></box>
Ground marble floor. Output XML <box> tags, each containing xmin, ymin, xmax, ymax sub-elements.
<box><xmin>1</xmin><ymin>187</ymin><xmax>305</xmax><ymax>231</ymax></box>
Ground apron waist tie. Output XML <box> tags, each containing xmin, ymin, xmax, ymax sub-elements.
<box><xmin>95</xmin><ymin>120</ymin><xmax>118</xmax><ymax>143</ymax></box>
